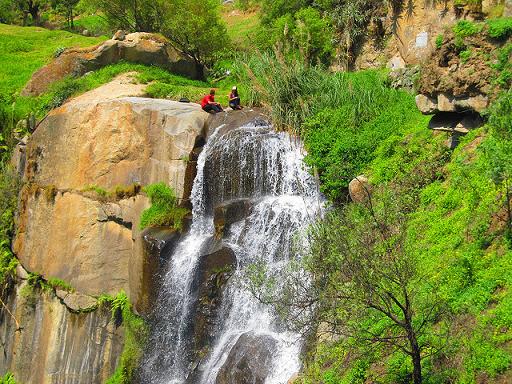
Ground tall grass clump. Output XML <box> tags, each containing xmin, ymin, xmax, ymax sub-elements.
<box><xmin>139</xmin><ymin>183</ymin><xmax>188</xmax><ymax>231</ymax></box>
<box><xmin>233</xmin><ymin>52</ymin><xmax>429</xmax><ymax>200</ymax></box>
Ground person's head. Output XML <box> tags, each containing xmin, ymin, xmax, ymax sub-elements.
<box><xmin>210</xmin><ymin>89</ymin><xmax>215</xmax><ymax>96</ymax></box>
<box><xmin>231</xmin><ymin>86</ymin><xmax>238</xmax><ymax>95</ymax></box>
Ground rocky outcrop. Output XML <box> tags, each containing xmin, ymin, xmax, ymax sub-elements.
<box><xmin>0</xmin><ymin>280</ymin><xmax>123</xmax><ymax>383</ymax></box>
<box><xmin>3</xmin><ymin>75</ymin><xmax>211</xmax><ymax>383</ymax></box>
<box><xmin>215</xmin><ymin>332</ymin><xmax>277</xmax><ymax>384</ymax></box>
<box><xmin>14</xmin><ymin>77</ymin><xmax>209</xmax><ymax>311</ymax></box>
<box><xmin>415</xmin><ymin>93</ymin><xmax>489</xmax><ymax>114</ymax></box>
<box><xmin>22</xmin><ymin>32</ymin><xmax>202</xmax><ymax>96</ymax></box>
<box><xmin>213</xmin><ymin>198</ymin><xmax>252</xmax><ymax>238</ymax></box>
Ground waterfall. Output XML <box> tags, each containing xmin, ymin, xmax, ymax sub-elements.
<box><xmin>139</xmin><ymin>118</ymin><xmax>323</xmax><ymax>384</ymax></box>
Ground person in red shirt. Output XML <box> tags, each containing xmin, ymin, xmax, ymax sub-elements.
<box><xmin>201</xmin><ymin>89</ymin><xmax>223</xmax><ymax>113</ymax></box>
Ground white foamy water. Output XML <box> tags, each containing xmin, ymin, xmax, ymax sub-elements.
<box><xmin>140</xmin><ymin>121</ymin><xmax>323</xmax><ymax>384</ymax></box>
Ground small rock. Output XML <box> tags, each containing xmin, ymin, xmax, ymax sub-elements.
<box><xmin>449</xmin><ymin>64</ymin><xmax>458</xmax><ymax>72</ymax></box>
<box><xmin>437</xmin><ymin>93</ymin><xmax>456</xmax><ymax>112</ymax></box>
<box><xmin>415</xmin><ymin>94</ymin><xmax>438</xmax><ymax>114</ymax></box>
<box><xmin>349</xmin><ymin>175</ymin><xmax>371</xmax><ymax>203</ymax></box>
<box><xmin>415</xmin><ymin>31</ymin><xmax>429</xmax><ymax>48</ymax></box>
<box><xmin>112</xmin><ymin>30</ymin><xmax>126</xmax><ymax>41</ymax></box>
<box><xmin>82</xmin><ymin>29</ymin><xmax>90</xmax><ymax>37</ymax></box>
<box><xmin>15</xmin><ymin>264</ymin><xmax>29</xmax><ymax>280</ymax></box>
<box><xmin>62</xmin><ymin>292</ymin><xmax>98</xmax><ymax>312</ymax></box>
<box><xmin>388</xmin><ymin>55</ymin><xmax>406</xmax><ymax>70</ymax></box>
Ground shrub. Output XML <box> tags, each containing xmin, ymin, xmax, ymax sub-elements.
<box><xmin>0</xmin><ymin>372</ymin><xmax>16</xmax><ymax>384</ymax></box>
<box><xmin>0</xmin><ymin>165</ymin><xmax>20</xmax><ymax>291</ymax></box>
<box><xmin>460</xmin><ymin>49</ymin><xmax>472</xmax><ymax>63</ymax></box>
<box><xmin>435</xmin><ymin>34</ymin><xmax>444</xmax><ymax>48</ymax></box>
<box><xmin>139</xmin><ymin>183</ymin><xmax>188</xmax><ymax>230</ymax></box>
<box><xmin>453</xmin><ymin>20</ymin><xmax>482</xmax><ymax>39</ymax></box>
<box><xmin>487</xmin><ymin>17</ymin><xmax>512</xmax><ymax>39</ymax></box>
<box><xmin>47</xmin><ymin>277</ymin><xmax>74</xmax><ymax>292</ymax></box>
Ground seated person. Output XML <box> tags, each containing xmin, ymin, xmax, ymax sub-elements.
<box><xmin>201</xmin><ymin>89</ymin><xmax>223</xmax><ymax>113</ymax></box>
<box><xmin>228</xmin><ymin>86</ymin><xmax>242</xmax><ymax>110</ymax></box>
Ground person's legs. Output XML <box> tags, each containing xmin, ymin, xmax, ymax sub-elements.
<box><xmin>230</xmin><ymin>98</ymin><xmax>241</xmax><ymax>110</ymax></box>
<box><xmin>202</xmin><ymin>104</ymin><xmax>214</xmax><ymax>113</ymax></box>
<box><xmin>213</xmin><ymin>104</ymin><xmax>223</xmax><ymax>112</ymax></box>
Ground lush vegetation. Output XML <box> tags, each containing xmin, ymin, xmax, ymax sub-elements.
<box><xmin>139</xmin><ymin>182</ymin><xmax>189</xmax><ymax>231</ymax></box>
<box><xmin>0</xmin><ymin>1</ymin><xmax>511</xmax><ymax>383</ymax></box>
<box><xmin>98</xmin><ymin>291</ymin><xmax>148</xmax><ymax>384</ymax></box>
<box><xmin>0</xmin><ymin>165</ymin><xmax>20</xmax><ymax>292</ymax></box>
<box><xmin>0</xmin><ymin>372</ymin><xmax>16</xmax><ymax>384</ymax></box>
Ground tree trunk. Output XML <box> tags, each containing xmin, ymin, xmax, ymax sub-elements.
<box><xmin>28</xmin><ymin>3</ymin><xmax>40</xmax><ymax>26</ymax></box>
<box><xmin>406</xmin><ymin>325</ymin><xmax>422</xmax><ymax>384</ymax></box>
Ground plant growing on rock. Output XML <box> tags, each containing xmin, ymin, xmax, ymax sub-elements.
<box><xmin>139</xmin><ymin>182</ymin><xmax>188</xmax><ymax>231</ymax></box>
<box><xmin>99</xmin><ymin>291</ymin><xmax>148</xmax><ymax>384</ymax></box>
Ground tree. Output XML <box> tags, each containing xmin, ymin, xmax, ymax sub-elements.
<box><xmin>483</xmin><ymin>89</ymin><xmax>512</xmax><ymax>241</ymax></box>
<box><xmin>160</xmin><ymin>0</ymin><xmax>228</xmax><ymax>68</ymax></box>
<box><xmin>84</xmin><ymin>0</ymin><xmax>164</xmax><ymax>32</ymax></box>
<box><xmin>249</xmin><ymin>185</ymin><xmax>447</xmax><ymax>384</ymax></box>
<box><xmin>83</xmin><ymin>0</ymin><xmax>228</xmax><ymax>68</ymax></box>
<box><xmin>0</xmin><ymin>0</ymin><xmax>16</xmax><ymax>24</ymax></box>
<box><xmin>51</xmin><ymin>0</ymin><xmax>80</xmax><ymax>29</ymax></box>
<box><xmin>13</xmin><ymin>0</ymin><xmax>49</xmax><ymax>26</ymax></box>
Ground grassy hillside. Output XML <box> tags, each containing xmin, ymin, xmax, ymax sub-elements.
<box><xmin>0</xmin><ymin>23</ymin><xmax>105</xmax><ymax>96</ymax></box>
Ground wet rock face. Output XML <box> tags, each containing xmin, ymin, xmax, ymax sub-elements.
<box><xmin>214</xmin><ymin>198</ymin><xmax>252</xmax><ymax>238</ymax></box>
<box><xmin>0</xmin><ymin>281</ymin><xmax>123</xmax><ymax>384</ymax></box>
<box><xmin>202</xmin><ymin>127</ymin><xmax>289</xmax><ymax>211</ymax></box>
<box><xmin>215</xmin><ymin>332</ymin><xmax>278</xmax><ymax>384</ymax></box>
<box><xmin>140</xmin><ymin>227</ymin><xmax>181</xmax><ymax>313</ymax></box>
<box><xmin>193</xmin><ymin>243</ymin><xmax>237</xmax><ymax>353</ymax></box>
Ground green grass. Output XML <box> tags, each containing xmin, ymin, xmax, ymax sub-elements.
<box><xmin>47</xmin><ymin>277</ymin><xmax>74</xmax><ymax>292</ymax></box>
<box><xmin>139</xmin><ymin>183</ymin><xmax>189</xmax><ymax>231</ymax></box>
<box><xmin>73</xmin><ymin>14</ymin><xmax>112</xmax><ymax>36</ymax></box>
<box><xmin>0</xmin><ymin>23</ymin><xmax>105</xmax><ymax>97</ymax></box>
<box><xmin>222</xmin><ymin>8</ymin><xmax>260</xmax><ymax>50</ymax></box>
<box><xmin>0</xmin><ymin>372</ymin><xmax>16</xmax><ymax>384</ymax></box>
<box><xmin>487</xmin><ymin>17</ymin><xmax>512</xmax><ymax>40</ymax></box>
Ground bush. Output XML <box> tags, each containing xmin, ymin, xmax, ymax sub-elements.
<box><xmin>0</xmin><ymin>165</ymin><xmax>20</xmax><ymax>291</ymax></box>
<box><xmin>487</xmin><ymin>17</ymin><xmax>512</xmax><ymax>39</ymax></box>
<box><xmin>435</xmin><ymin>34</ymin><xmax>444</xmax><ymax>48</ymax></box>
<box><xmin>0</xmin><ymin>372</ymin><xmax>16</xmax><ymax>384</ymax></box>
<box><xmin>453</xmin><ymin>20</ymin><xmax>482</xmax><ymax>39</ymax></box>
<box><xmin>139</xmin><ymin>183</ymin><xmax>188</xmax><ymax>230</ymax></box>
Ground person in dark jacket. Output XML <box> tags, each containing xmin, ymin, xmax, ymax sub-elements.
<box><xmin>228</xmin><ymin>86</ymin><xmax>242</xmax><ymax>110</ymax></box>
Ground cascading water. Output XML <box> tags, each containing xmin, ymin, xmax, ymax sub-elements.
<box><xmin>139</xmin><ymin>117</ymin><xmax>323</xmax><ymax>384</ymax></box>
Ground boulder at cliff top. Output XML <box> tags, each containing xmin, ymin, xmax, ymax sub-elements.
<box><xmin>22</xmin><ymin>32</ymin><xmax>202</xmax><ymax>96</ymax></box>
<box><xmin>14</xmin><ymin>77</ymin><xmax>209</xmax><ymax>308</ymax></box>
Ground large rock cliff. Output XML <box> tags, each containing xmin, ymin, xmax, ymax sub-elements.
<box><xmin>2</xmin><ymin>74</ymin><xmax>210</xmax><ymax>382</ymax></box>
